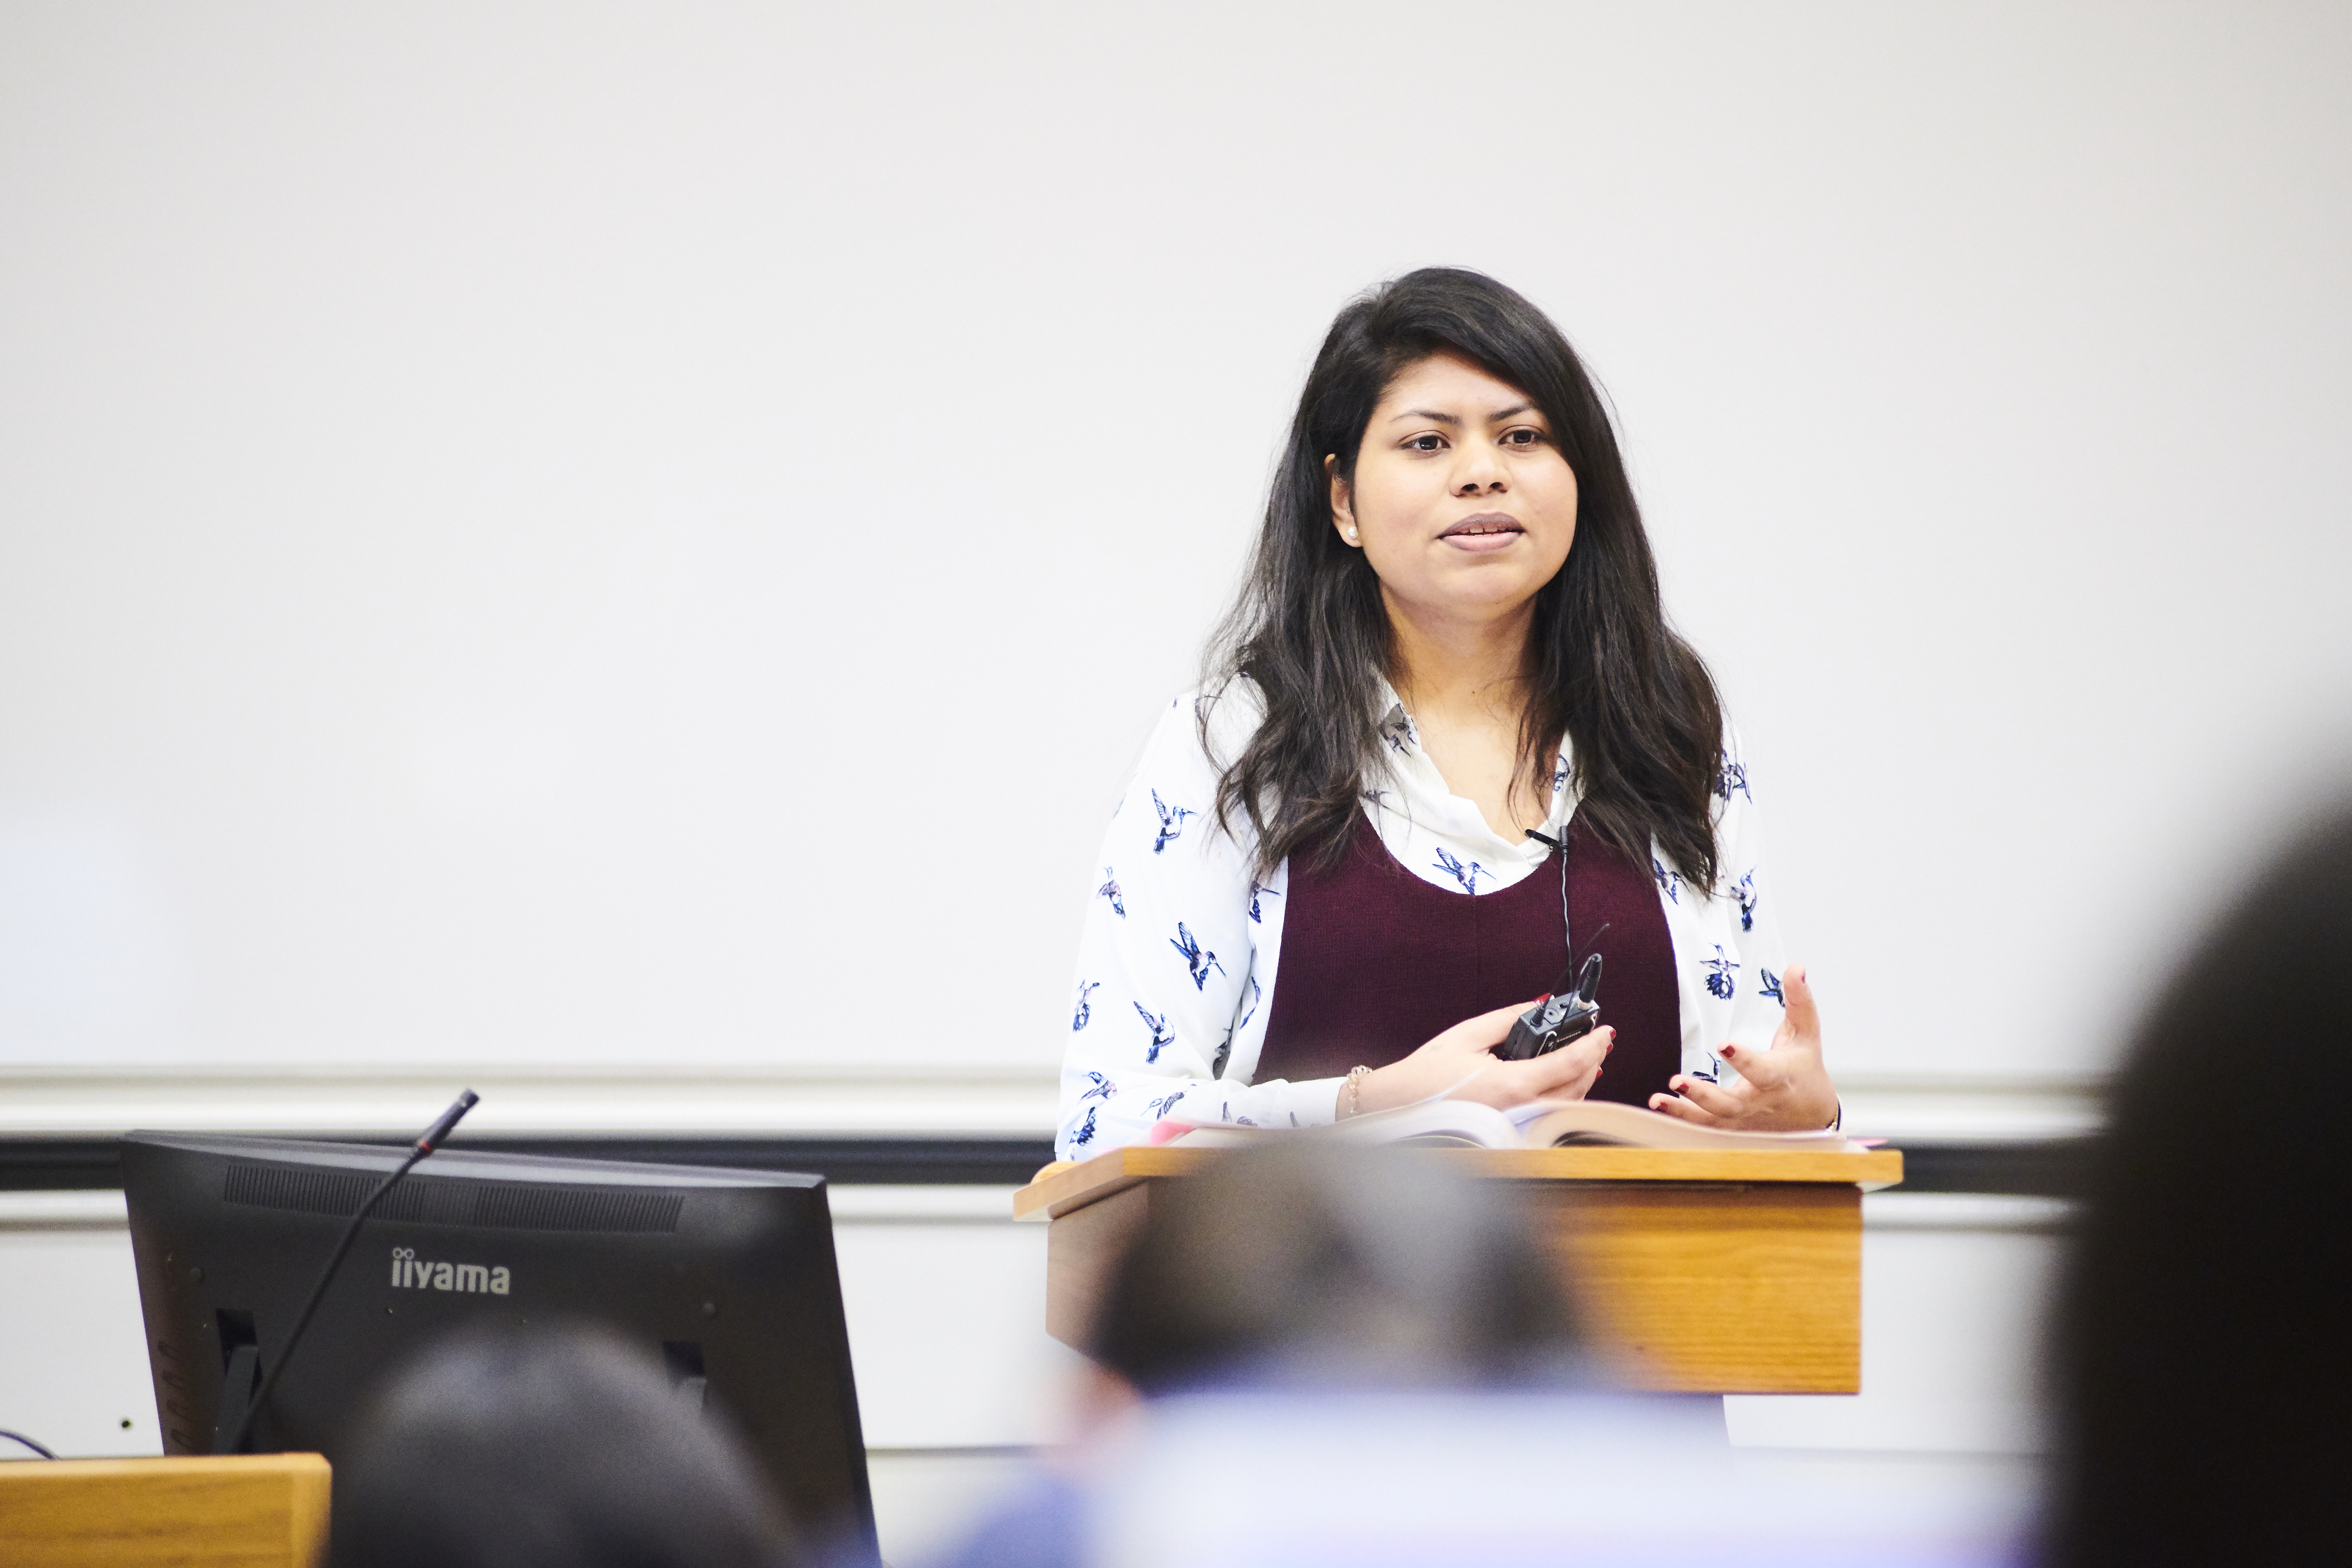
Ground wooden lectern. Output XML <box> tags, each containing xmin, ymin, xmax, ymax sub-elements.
<box><xmin>0</xmin><ymin>1453</ymin><xmax>331</xmax><ymax>1568</ymax></box>
<box><xmin>1015</xmin><ymin>1144</ymin><xmax>1904</xmax><ymax>1394</ymax></box>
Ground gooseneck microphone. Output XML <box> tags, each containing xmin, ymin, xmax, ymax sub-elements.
<box><xmin>216</xmin><ymin>1088</ymin><xmax>479</xmax><ymax>1454</ymax></box>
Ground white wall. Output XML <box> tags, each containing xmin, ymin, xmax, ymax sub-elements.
<box><xmin>3</xmin><ymin>2</ymin><xmax>2348</xmax><ymax>1081</ymax></box>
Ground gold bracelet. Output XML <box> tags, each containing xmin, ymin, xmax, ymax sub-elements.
<box><xmin>1343</xmin><ymin>1064</ymin><xmax>1370</xmax><ymax>1119</ymax></box>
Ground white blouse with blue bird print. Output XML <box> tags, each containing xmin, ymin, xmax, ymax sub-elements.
<box><xmin>1057</xmin><ymin>681</ymin><xmax>1790</xmax><ymax>1160</ymax></box>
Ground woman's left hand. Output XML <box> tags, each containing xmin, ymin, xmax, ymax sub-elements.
<box><xmin>1648</xmin><ymin>962</ymin><xmax>1840</xmax><ymax>1132</ymax></box>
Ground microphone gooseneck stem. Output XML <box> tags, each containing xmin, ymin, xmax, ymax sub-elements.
<box><xmin>218</xmin><ymin>1088</ymin><xmax>478</xmax><ymax>1455</ymax></box>
<box><xmin>415</xmin><ymin>1089</ymin><xmax>480</xmax><ymax>1153</ymax></box>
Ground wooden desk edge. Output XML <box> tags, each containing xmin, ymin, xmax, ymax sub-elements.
<box><xmin>0</xmin><ymin>1453</ymin><xmax>331</xmax><ymax>1482</ymax></box>
<box><xmin>1012</xmin><ymin>1144</ymin><xmax>1905</xmax><ymax>1220</ymax></box>
<box><xmin>0</xmin><ymin>1452</ymin><xmax>333</xmax><ymax>1568</ymax></box>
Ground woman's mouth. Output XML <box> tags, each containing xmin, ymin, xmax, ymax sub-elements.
<box><xmin>1438</xmin><ymin>513</ymin><xmax>1525</xmax><ymax>552</ymax></box>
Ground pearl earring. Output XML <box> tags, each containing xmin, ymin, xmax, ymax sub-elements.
<box><xmin>1345</xmin><ymin>527</ymin><xmax>1359</xmax><ymax>542</ymax></box>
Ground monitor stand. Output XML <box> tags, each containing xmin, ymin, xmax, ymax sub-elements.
<box><xmin>213</xmin><ymin>1341</ymin><xmax>261</xmax><ymax>1454</ymax></box>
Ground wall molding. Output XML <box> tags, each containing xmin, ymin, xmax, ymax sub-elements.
<box><xmin>0</xmin><ymin>1134</ymin><xmax>1058</xmax><ymax>1193</ymax></box>
<box><xmin>1</xmin><ymin>1187</ymin><xmax>2077</xmax><ymax>1233</ymax></box>
<box><xmin>0</xmin><ymin>1064</ymin><xmax>1061</xmax><ymax>1139</ymax></box>
<box><xmin>0</xmin><ymin>1129</ymin><xmax>2094</xmax><ymax>1197</ymax></box>
<box><xmin>0</xmin><ymin>1065</ymin><xmax>2105</xmax><ymax>1195</ymax></box>
<box><xmin>0</xmin><ymin>1065</ymin><xmax>2100</xmax><ymax>1141</ymax></box>
<box><xmin>1834</xmin><ymin>1075</ymin><xmax>2103</xmax><ymax>1142</ymax></box>
<box><xmin>0</xmin><ymin>1184</ymin><xmax>1029</xmax><ymax>1231</ymax></box>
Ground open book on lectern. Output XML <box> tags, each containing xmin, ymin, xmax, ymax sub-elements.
<box><xmin>1165</xmin><ymin>1097</ymin><xmax>1869</xmax><ymax>1153</ymax></box>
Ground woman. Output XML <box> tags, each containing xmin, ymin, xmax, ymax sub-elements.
<box><xmin>1058</xmin><ymin>269</ymin><xmax>1836</xmax><ymax>1159</ymax></box>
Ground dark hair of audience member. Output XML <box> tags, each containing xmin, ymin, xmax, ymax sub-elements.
<box><xmin>2045</xmin><ymin>806</ymin><xmax>2352</xmax><ymax>1568</ymax></box>
<box><xmin>331</xmin><ymin>1324</ymin><xmax>800</xmax><ymax>1568</ymax></box>
<box><xmin>1088</xmin><ymin>1142</ymin><xmax>1586</xmax><ymax>1394</ymax></box>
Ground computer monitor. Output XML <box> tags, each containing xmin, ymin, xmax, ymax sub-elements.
<box><xmin>120</xmin><ymin>1132</ymin><xmax>878</xmax><ymax>1563</ymax></box>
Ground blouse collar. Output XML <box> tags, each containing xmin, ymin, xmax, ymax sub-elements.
<box><xmin>1370</xmin><ymin>676</ymin><xmax>1577</xmax><ymax>863</ymax></box>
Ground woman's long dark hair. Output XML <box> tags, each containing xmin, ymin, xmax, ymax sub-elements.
<box><xmin>1204</xmin><ymin>267</ymin><xmax>1725</xmax><ymax>885</ymax></box>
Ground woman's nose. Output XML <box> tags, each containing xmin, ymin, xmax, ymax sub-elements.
<box><xmin>1453</xmin><ymin>445</ymin><xmax>1507</xmax><ymax>496</ymax></box>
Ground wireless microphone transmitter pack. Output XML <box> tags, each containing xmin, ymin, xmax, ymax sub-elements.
<box><xmin>1496</xmin><ymin>953</ymin><xmax>1604</xmax><ymax>1062</ymax></box>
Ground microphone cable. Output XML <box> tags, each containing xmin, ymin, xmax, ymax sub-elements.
<box><xmin>217</xmin><ymin>1088</ymin><xmax>479</xmax><ymax>1455</ymax></box>
<box><xmin>1524</xmin><ymin>826</ymin><xmax>1608</xmax><ymax>987</ymax></box>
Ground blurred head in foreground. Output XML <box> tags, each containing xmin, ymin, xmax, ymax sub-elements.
<box><xmin>2047</xmin><ymin>806</ymin><xmax>2352</xmax><ymax>1567</ymax></box>
<box><xmin>331</xmin><ymin>1324</ymin><xmax>799</xmax><ymax>1568</ymax></box>
<box><xmin>1088</xmin><ymin>1142</ymin><xmax>1585</xmax><ymax>1394</ymax></box>
<box><xmin>1062</xmin><ymin>1146</ymin><xmax>2021</xmax><ymax>1568</ymax></box>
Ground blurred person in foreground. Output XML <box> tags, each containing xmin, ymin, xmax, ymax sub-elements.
<box><xmin>932</xmin><ymin>1145</ymin><xmax>2018</xmax><ymax>1568</ymax></box>
<box><xmin>1092</xmin><ymin>1139</ymin><xmax>1587</xmax><ymax>1394</ymax></box>
<box><xmin>331</xmin><ymin>1324</ymin><xmax>802</xmax><ymax>1568</ymax></box>
<box><xmin>2045</xmin><ymin>806</ymin><xmax>2352</xmax><ymax>1568</ymax></box>
<box><xmin>928</xmin><ymin>1143</ymin><xmax>1588</xmax><ymax>1568</ymax></box>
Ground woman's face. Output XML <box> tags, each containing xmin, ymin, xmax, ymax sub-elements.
<box><xmin>1329</xmin><ymin>352</ymin><xmax>1578</xmax><ymax>626</ymax></box>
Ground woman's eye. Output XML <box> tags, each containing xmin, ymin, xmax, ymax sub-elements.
<box><xmin>1503</xmin><ymin>427</ymin><xmax>1544</xmax><ymax>447</ymax></box>
<box><xmin>1406</xmin><ymin>434</ymin><xmax>1446</xmax><ymax>452</ymax></box>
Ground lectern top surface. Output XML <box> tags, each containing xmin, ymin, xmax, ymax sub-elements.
<box><xmin>1012</xmin><ymin>1142</ymin><xmax>1905</xmax><ymax>1220</ymax></box>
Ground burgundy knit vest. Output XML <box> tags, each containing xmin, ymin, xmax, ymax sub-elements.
<box><xmin>1254</xmin><ymin>808</ymin><xmax>1683</xmax><ymax>1105</ymax></box>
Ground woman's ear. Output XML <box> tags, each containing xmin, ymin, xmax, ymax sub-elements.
<box><xmin>1325</xmin><ymin>454</ymin><xmax>1361</xmax><ymax>547</ymax></box>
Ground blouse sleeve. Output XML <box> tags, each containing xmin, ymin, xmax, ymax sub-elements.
<box><xmin>1056</xmin><ymin>693</ymin><xmax>1334</xmax><ymax>1159</ymax></box>
<box><xmin>1708</xmin><ymin>729</ymin><xmax>1793</xmax><ymax>1064</ymax></box>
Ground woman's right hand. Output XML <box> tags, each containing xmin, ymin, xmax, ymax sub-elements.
<box><xmin>1345</xmin><ymin>1000</ymin><xmax>1612</xmax><ymax>1118</ymax></box>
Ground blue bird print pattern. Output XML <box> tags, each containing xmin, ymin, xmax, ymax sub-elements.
<box><xmin>1063</xmin><ymin>692</ymin><xmax>1797</xmax><ymax>1149</ymax></box>
<box><xmin>1147</xmin><ymin>1089</ymin><xmax>1186</xmax><ymax>1120</ymax></box>
<box><xmin>1070</xmin><ymin>1105</ymin><xmax>1098</xmax><ymax>1148</ymax></box>
<box><xmin>1703</xmin><ymin>944</ymin><xmax>1740</xmax><ymax>1001</ymax></box>
<box><xmin>1135</xmin><ymin>1002</ymin><xmax>1176</xmax><ymax>1064</ymax></box>
<box><xmin>1435</xmin><ymin>847</ymin><xmax>1487</xmax><ymax>894</ymax></box>
<box><xmin>1151</xmin><ymin>789</ymin><xmax>1196</xmax><ymax>854</ymax></box>
<box><xmin>1170</xmin><ymin>922</ymin><xmax>1225</xmax><ymax>989</ymax></box>
<box><xmin>1079</xmin><ymin>1070</ymin><xmax>1116</xmax><ymax>1103</ymax></box>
